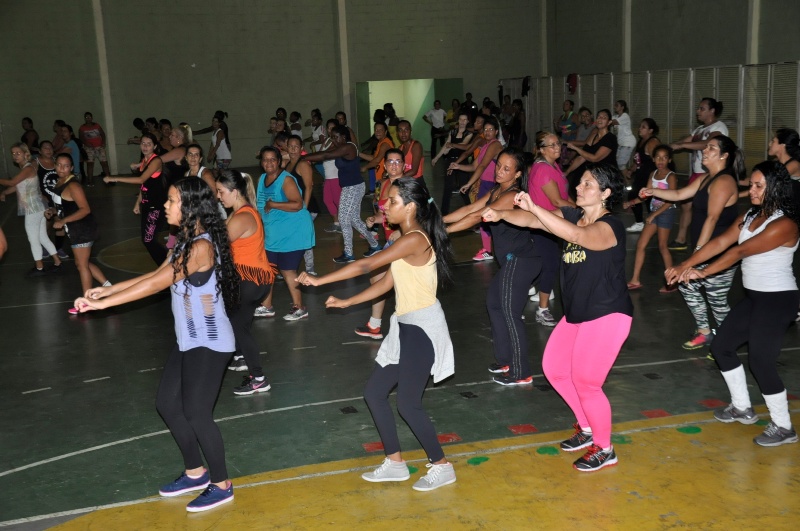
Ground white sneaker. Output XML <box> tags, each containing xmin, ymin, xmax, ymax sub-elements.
<box><xmin>412</xmin><ymin>462</ymin><xmax>456</xmax><ymax>491</ymax></box>
<box><xmin>530</xmin><ymin>290</ymin><xmax>555</xmax><ymax>303</ymax></box>
<box><xmin>361</xmin><ymin>458</ymin><xmax>411</xmax><ymax>482</ymax></box>
<box><xmin>528</xmin><ymin>286</ymin><xmax>537</xmax><ymax>296</ymax></box>
<box><xmin>626</xmin><ymin>222</ymin><xmax>644</xmax><ymax>233</ymax></box>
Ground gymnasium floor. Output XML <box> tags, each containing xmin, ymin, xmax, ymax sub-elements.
<box><xmin>0</xmin><ymin>163</ymin><xmax>798</xmax><ymax>530</ymax></box>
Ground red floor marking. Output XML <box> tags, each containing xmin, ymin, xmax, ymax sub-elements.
<box><xmin>508</xmin><ymin>424</ymin><xmax>538</xmax><ymax>434</ymax></box>
<box><xmin>437</xmin><ymin>433</ymin><xmax>462</xmax><ymax>444</ymax></box>
<box><xmin>362</xmin><ymin>441</ymin><xmax>384</xmax><ymax>453</ymax></box>
<box><xmin>699</xmin><ymin>399</ymin><xmax>726</xmax><ymax>408</ymax></box>
<box><xmin>788</xmin><ymin>394</ymin><xmax>799</xmax><ymax>400</ymax></box>
<box><xmin>641</xmin><ymin>409</ymin><xmax>671</xmax><ymax>418</ymax></box>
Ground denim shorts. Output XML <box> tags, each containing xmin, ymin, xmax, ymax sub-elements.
<box><xmin>651</xmin><ymin>207</ymin><xmax>676</xmax><ymax>229</ymax></box>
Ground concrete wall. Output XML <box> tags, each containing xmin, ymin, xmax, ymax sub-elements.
<box><xmin>631</xmin><ymin>0</ymin><xmax>749</xmax><ymax>71</ymax></box>
<box><xmin>547</xmin><ymin>0</ymin><xmax>624</xmax><ymax>76</ymax></box>
<box><xmin>758</xmin><ymin>0</ymin><xmax>800</xmax><ymax>64</ymax></box>
<box><xmin>344</xmin><ymin>0</ymin><xmax>542</xmax><ymax>110</ymax></box>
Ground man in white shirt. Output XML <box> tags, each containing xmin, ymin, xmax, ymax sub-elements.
<box><xmin>424</xmin><ymin>100</ymin><xmax>448</xmax><ymax>156</ymax></box>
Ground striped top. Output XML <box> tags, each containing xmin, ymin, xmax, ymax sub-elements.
<box><xmin>171</xmin><ymin>233</ymin><xmax>235</xmax><ymax>353</ymax></box>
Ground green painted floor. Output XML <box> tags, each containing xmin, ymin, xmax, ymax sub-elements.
<box><xmin>1</xmin><ymin>162</ymin><xmax>799</xmax><ymax>529</ymax></box>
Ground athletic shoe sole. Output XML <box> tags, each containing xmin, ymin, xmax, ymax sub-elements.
<box><xmin>560</xmin><ymin>439</ymin><xmax>594</xmax><ymax>452</ymax></box>
<box><xmin>493</xmin><ymin>376</ymin><xmax>533</xmax><ymax>386</ymax></box>
<box><xmin>412</xmin><ymin>476</ymin><xmax>457</xmax><ymax>491</ymax></box>
<box><xmin>361</xmin><ymin>473</ymin><xmax>410</xmax><ymax>483</ymax></box>
<box><xmin>233</xmin><ymin>383</ymin><xmax>272</xmax><ymax>396</ymax></box>
<box><xmin>159</xmin><ymin>482</ymin><xmax>210</xmax><ymax>498</ymax></box>
<box><xmin>753</xmin><ymin>435</ymin><xmax>799</xmax><ymax>447</ymax></box>
<box><xmin>487</xmin><ymin>365</ymin><xmax>509</xmax><ymax>374</ymax></box>
<box><xmin>573</xmin><ymin>456</ymin><xmax>618</xmax><ymax>472</ymax></box>
<box><xmin>185</xmin><ymin>494</ymin><xmax>234</xmax><ymax>512</ymax></box>
<box><xmin>355</xmin><ymin>330</ymin><xmax>383</xmax><ymax>339</ymax></box>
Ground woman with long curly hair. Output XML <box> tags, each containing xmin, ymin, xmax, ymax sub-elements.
<box><xmin>297</xmin><ymin>177</ymin><xmax>457</xmax><ymax>492</ymax></box>
<box><xmin>667</xmin><ymin>161</ymin><xmax>800</xmax><ymax>447</ymax></box>
<box><xmin>73</xmin><ymin>177</ymin><xmax>239</xmax><ymax>513</ymax></box>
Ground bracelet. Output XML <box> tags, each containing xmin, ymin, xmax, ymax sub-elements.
<box><xmin>694</xmin><ymin>245</ymin><xmax>702</xmax><ymax>251</ymax></box>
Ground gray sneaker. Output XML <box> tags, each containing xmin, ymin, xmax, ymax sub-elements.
<box><xmin>283</xmin><ymin>305</ymin><xmax>308</xmax><ymax>321</ymax></box>
<box><xmin>713</xmin><ymin>404</ymin><xmax>759</xmax><ymax>424</ymax></box>
<box><xmin>361</xmin><ymin>458</ymin><xmax>410</xmax><ymax>482</ymax></box>
<box><xmin>536</xmin><ymin>309</ymin><xmax>556</xmax><ymax>327</ymax></box>
<box><xmin>753</xmin><ymin>422</ymin><xmax>799</xmax><ymax>447</ymax></box>
<box><xmin>253</xmin><ymin>305</ymin><xmax>275</xmax><ymax>318</ymax></box>
<box><xmin>411</xmin><ymin>462</ymin><xmax>456</xmax><ymax>491</ymax></box>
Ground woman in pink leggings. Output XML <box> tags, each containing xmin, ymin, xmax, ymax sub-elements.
<box><xmin>482</xmin><ymin>163</ymin><xmax>632</xmax><ymax>472</ymax></box>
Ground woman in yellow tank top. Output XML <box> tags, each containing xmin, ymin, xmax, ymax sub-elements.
<box><xmin>297</xmin><ymin>177</ymin><xmax>457</xmax><ymax>492</ymax></box>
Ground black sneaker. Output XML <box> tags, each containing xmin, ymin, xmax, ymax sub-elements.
<box><xmin>227</xmin><ymin>356</ymin><xmax>248</xmax><ymax>372</ymax></box>
<box><xmin>487</xmin><ymin>363</ymin><xmax>510</xmax><ymax>374</ymax></box>
<box><xmin>493</xmin><ymin>374</ymin><xmax>533</xmax><ymax>386</ymax></box>
<box><xmin>573</xmin><ymin>444</ymin><xmax>617</xmax><ymax>472</ymax></box>
<box><xmin>560</xmin><ymin>423</ymin><xmax>594</xmax><ymax>452</ymax></box>
<box><xmin>363</xmin><ymin>246</ymin><xmax>381</xmax><ymax>258</ymax></box>
<box><xmin>233</xmin><ymin>375</ymin><xmax>271</xmax><ymax>396</ymax></box>
<box><xmin>26</xmin><ymin>267</ymin><xmax>48</xmax><ymax>277</ymax></box>
<box><xmin>333</xmin><ymin>253</ymin><xmax>356</xmax><ymax>264</ymax></box>
<box><xmin>668</xmin><ymin>240</ymin><xmax>688</xmax><ymax>251</ymax></box>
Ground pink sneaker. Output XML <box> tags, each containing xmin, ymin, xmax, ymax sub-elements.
<box><xmin>67</xmin><ymin>307</ymin><xmax>79</xmax><ymax>315</ymax></box>
<box><xmin>472</xmin><ymin>248</ymin><xmax>493</xmax><ymax>261</ymax></box>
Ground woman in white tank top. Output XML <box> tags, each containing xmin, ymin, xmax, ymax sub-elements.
<box><xmin>667</xmin><ymin>161</ymin><xmax>800</xmax><ymax>447</ymax></box>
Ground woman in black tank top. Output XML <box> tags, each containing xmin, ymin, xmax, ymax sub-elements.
<box><xmin>643</xmin><ymin>135</ymin><xmax>743</xmax><ymax>350</ymax></box>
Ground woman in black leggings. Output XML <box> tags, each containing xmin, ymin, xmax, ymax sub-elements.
<box><xmin>667</xmin><ymin>161</ymin><xmax>799</xmax><ymax>447</ymax></box>
<box><xmin>74</xmin><ymin>178</ymin><xmax>239</xmax><ymax>512</ymax></box>
<box><xmin>445</xmin><ymin>147</ymin><xmax>540</xmax><ymax>385</ymax></box>
<box><xmin>298</xmin><ymin>177</ymin><xmax>457</xmax><ymax>492</ymax></box>
<box><xmin>215</xmin><ymin>169</ymin><xmax>277</xmax><ymax>393</ymax></box>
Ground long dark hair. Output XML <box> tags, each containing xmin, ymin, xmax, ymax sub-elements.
<box><xmin>743</xmin><ymin>161</ymin><xmax>798</xmax><ymax>226</ymax></box>
<box><xmin>776</xmin><ymin>128</ymin><xmax>800</xmax><ymax>161</ymax></box>
<box><xmin>170</xmin><ymin>178</ymin><xmax>239</xmax><ymax>311</ymax></box>
<box><xmin>714</xmin><ymin>135</ymin><xmax>745</xmax><ymax>181</ymax></box>
<box><xmin>390</xmin><ymin>177</ymin><xmax>453</xmax><ymax>287</ymax></box>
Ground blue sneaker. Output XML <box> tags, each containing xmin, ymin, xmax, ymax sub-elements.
<box><xmin>186</xmin><ymin>482</ymin><xmax>234</xmax><ymax>512</ymax></box>
<box><xmin>363</xmin><ymin>246</ymin><xmax>381</xmax><ymax>258</ymax></box>
<box><xmin>158</xmin><ymin>471</ymin><xmax>210</xmax><ymax>497</ymax></box>
<box><xmin>333</xmin><ymin>253</ymin><xmax>355</xmax><ymax>264</ymax></box>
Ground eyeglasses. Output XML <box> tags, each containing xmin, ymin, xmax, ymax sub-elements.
<box><xmin>386</xmin><ymin>159</ymin><xmax>403</xmax><ymax>165</ymax></box>
<box><xmin>541</xmin><ymin>143</ymin><xmax>560</xmax><ymax>149</ymax></box>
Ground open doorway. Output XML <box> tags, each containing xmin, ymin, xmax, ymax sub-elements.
<box><xmin>355</xmin><ymin>78</ymin><xmax>463</xmax><ymax>153</ymax></box>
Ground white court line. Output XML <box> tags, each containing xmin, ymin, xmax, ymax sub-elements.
<box><xmin>6</xmin><ymin>413</ymin><xmax>797</xmax><ymax>529</ymax></box>
<box><xmin>137</xmin><ymin>368</ymin><xmax>159</xmax><ymax>373</ymax></box>
<box><xmin>342</xmin><ymin>340</ymin><xmax>369</xmax><ymax>345</ymax></box>
<box><xmin>0</xmin><ymin>350</ymin><xmax>787</xmax><ymax>479</ymax></box>
<box><xmin>0</xmin><ymin>300</ymin><xmax>77</xmax><ymax>310</ymax></box>
<box><xmin>83</xmin><ymin>377</ymin><xmax>110</xmax><ymax>383</ymax></box>
<box><xmin>293</xmin><ymin>346</ymin><xmax>317</xmax><ymax>350</ymax></box>
<box><xmin>21</xmin><ymin>387</ymin><xmax>51</xmax><ymax>395</ymax></box>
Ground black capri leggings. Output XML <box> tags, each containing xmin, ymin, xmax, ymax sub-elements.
<box><xmin>363</xmin><ymin>323</ymin><xmax>444</xmax><ymax>462</ymax></box>
<box><xmin>141</xmin><ymin>206</ymin><xmax>168</xmax><ymax>265</ymax></box>
<box><xmin>229</xmin><ymin>280</ymin><xmax>271</xmax><ymax>378</ymax></box>
<box><xmin>156</xmin><ymin>345</ymin><xmax>232</xmax><ymax>483</ymax></box>
<box><xmin>711</xmin><ymin>289</ymin><xmax>799</xmax><ymax>395</ymax></box>
<box><xmin>532</xmin><ymin>231</ymin><xmax>560</xmax><ymax>295</ymax></box>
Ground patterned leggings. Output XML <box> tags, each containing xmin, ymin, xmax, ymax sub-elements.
<box><xmin>339</xmin><ymin>183</ymin><xmax>377</xmax><ymax>255</ymax></box>
<box><xmin>678</xmin><ymin>264</ymin><xmax>738</xmax><ymax>331</ymax></box>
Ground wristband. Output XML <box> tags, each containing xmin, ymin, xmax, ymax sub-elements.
<box><xmin>694</xmin><ymin>245</ymin><xmax>702</xmax><ymax>251</ymax></box>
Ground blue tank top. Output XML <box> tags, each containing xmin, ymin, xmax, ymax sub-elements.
<box><xmin>334</xmin><ymin>142</ymin><xmax>363</xmax><ymax>187</ymax></box>
<box><xmin>256</xmin><ymin>170</ymin><xmax>315</xmax><ymax>252</ymax></box>
<box><xmin>170</xmin><ymin>233</ymin><xmax>236</xmax><ymax>353</ymax></box>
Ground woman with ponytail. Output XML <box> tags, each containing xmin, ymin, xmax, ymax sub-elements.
<box><xmin>641</xmin><ymin>135</ymin><xmax>742</xmax><ymax>350</ymax></box>
<box><xmin>445</xmin><ymin>147</ymin><xmax>540</xmax><ymax>385</ymax></box>
<box><xmin>73</xmin><ymin>177</ymin><xmax>239</xmax><ymax>512</ymax></box>
<box><xmin>216</xmin><ymin>170</ymin><xmax>277</xmax><ymax>393</ymax></box>
<box><xmin>297</xmin><ymin>177</ymin><xmax>457</xmax><ymax>492</ymax></box>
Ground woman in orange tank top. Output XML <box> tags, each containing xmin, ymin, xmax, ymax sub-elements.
<box><xmin>216</xmin><ymin>170</ymin><xmax>276</xmax><ymax>395</ymax></box>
